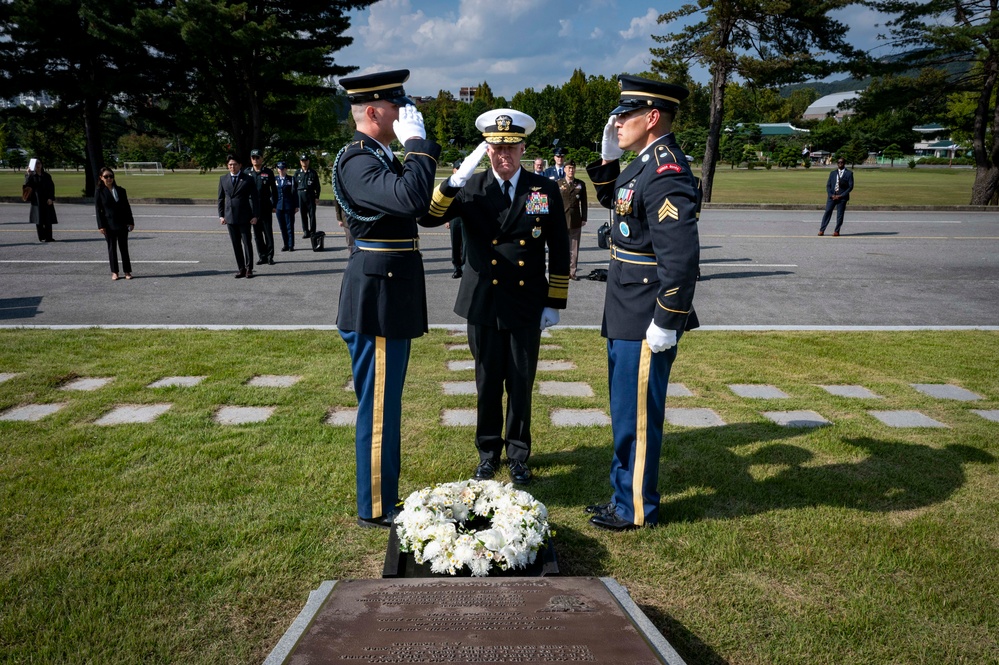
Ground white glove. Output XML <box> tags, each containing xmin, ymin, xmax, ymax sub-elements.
<box><xmin>645</xmin><ymin>321</ymin><xmax>677</xmax><ymax>352</ymax></box>
<box><xmin>449</xmin><ymin>141</ymin><xmax>488</xmax><ymax>188</ymax></box>
<box><xmin>540</xmin><ymin>307</ymin><xmax>560</xmax><ymax>330</ymax></box>
<box><xmin>601</xmin><ymin>114</ymin><xmax>624</xmax><ymax>161</ymax></box>
<box><xmin>392</xmin><ymin>104</ymin><xmax>426</xmax><ymax>143</ymax></box>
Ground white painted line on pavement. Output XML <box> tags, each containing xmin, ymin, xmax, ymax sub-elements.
<box><xmin>1</xmin><ymin>324</ymin><xmax>996</xmax><ymax>332</ymax></box>
<box><xmin>0</xmin><ymin>260</ymin><xmax>199</xmax><ymax>264</ymax></box>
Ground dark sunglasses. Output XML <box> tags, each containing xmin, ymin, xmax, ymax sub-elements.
<box><xmin>101</xmin><ymin>175</ymin><xmax>114</xmax><ymax>180</ymax></box>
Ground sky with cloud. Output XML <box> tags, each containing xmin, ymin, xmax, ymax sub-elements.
<box><xmin>332</xmin><ymin>0</ymin><xmax>892</xmax><ymax>99</ymax></box>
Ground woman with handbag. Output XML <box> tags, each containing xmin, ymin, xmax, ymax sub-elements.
<box><xmin>95</xmin><ymin>167</ymin><xmax>135</xmax><ymax>280</ymax></box>
<box><xmin>23</xmin><ymin>159</ymin><xmax>57</xmax><ymax>242</ymax></box>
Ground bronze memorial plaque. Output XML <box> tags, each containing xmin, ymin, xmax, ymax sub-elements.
<box><xmin>271</xmin><ymin>577</ymin><xmax>684</xmax><ymax>664</ymax></box>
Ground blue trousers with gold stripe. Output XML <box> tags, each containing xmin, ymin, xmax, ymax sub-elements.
<box><xmin>340</xmin><ymin>331</ymin><xmax>411</xmax><ymax>520</ymax></box>
<box><xmin>607</xmin><ymin>337</ymin><xmax>678</xmax><ymax>527</ymax></box>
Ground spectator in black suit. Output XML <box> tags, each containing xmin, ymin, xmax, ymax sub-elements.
<box><xmin>95</xmin><ymin>168</ymin><xmax>135</xmax><ymax>281</ymax></box>
<box><xmin>818</xmin><ymin>157</ymin><xmax>855</xmax><ymax>236</ymax></box>
<box><xmin>217</xmin><ymin>154</ymin><xmax>260</xmax><ymax>278</ymax></box>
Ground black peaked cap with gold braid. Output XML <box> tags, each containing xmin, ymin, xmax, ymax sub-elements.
<box><xmin>339</xmin><ymin>69</ymin><xmax>414</xmax><ymax>106</ymax></box>
<box><xmin>612</xmin><ymin>75</ymin><xmax>689</xmax><ymax>115</ymax></box>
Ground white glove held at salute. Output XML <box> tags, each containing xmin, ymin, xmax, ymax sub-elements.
<box><xmin>448</xmin><ymin>141</ymin><xmax>489</xmax><ymax>188</ymax></box>
<box><xmin>601</xmin><ymin>114</ymin><xmax>624</xmax><ymax>161</ymax></box>
<box><xmin>645</xmin><ymin>321</ymin><xmax>677</xmax><ymax>353</ymax></box>
<box><xmin>540</xmin><ymin>307</ymin><xmax>560</xmax><ymax>330</ymax></box>
<box><xmin>393</xmin><ymin>105</ymin><xmax>426</xmax><ymax>144</ymax></box>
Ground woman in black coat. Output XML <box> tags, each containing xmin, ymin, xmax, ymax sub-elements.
<box><xmin>24</xmin><ymin>160</ymin><xmax>57</xmax><ymax>242</ymax></box>
<box><xmin>95</xmin><ymin>167</ymin><xmax>135</xmax><ymax>280</ymax></box>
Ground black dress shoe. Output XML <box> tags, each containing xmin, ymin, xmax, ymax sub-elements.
<box><xmin>280</xmin><ymin>246</ymin><xmax>288</xmax><ymax>252</ymax></box>
<box><xmin>303</xmin><ymin>232</ymin><xmax>311</xmax><ymax>239</ymax></box>
<box><xmin>268</xmin><ymin>258</ymin><xmax>275</xmax><ymax>265</ymax></box>
<box><xmin>508</xmin><ymin>460</ymin><xmax>532</xmax><ymax>485</ymax></box>
<box><xmin>474</xmin><ymin>459</ymin><xmax>498</xmax><ymax>480</ymax></box>
<box><xmin>288</xmin><ymin>246</ymin><xmax>294</xmax><ymax>252</ymax></box>
<box><xmin>357</xmin><ymin>510</ymin><xmax>398</xmax><ymax>529</ymax></box>
<box><xmin>245</xmin><ymin>270</ymin><xmax>254</xmax><ymax>279</ymax></box>
<box><xmin>256</xmin><ymin>258</ymin><xmax>266</xmax><ymax>265</ymax></box>
<box><xmin>234</xmin><ymin>270</ymin><xmax>246</xmax><ymax>278</ymax></box>
<box><xmin>585</xmin><ymin>502</ymin><xmax>616</xmax><ymax>516</ymax></box>
<box><xmin>589</xmin><ymin>513</ymin><xmax>639</xmax><ymax>532</ymax></box>
<box><xmin>451</xmin><ymin>268</ymin><xmax>462</xmax><ymax>279</ymax></box>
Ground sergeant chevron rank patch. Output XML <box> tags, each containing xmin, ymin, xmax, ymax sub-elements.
<box><xmin>658</xmin><ymin>197</ymin><xmax>678</xmax><ymax>222</ymax></box>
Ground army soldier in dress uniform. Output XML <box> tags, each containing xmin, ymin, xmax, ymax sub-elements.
<box><xmin>422</xmin><ymin>109</ymin><xmax>570</xmax><ymax>486</ymax></box>
<box><xmin>333</xmin><ymin>69</ymin><xmax>441</xmax><ymax>528</ymax></box>
<box><xmin>584</xmin><ymin>75</ymin><xmax>700</xmax><ymax>531</ymax></box>
<box><xmin>295</xmin><ymin>153</ymin><xmax>321</xmax><ymax>239</ymax></box>
<box><xmin>246</xmin><ymin>149</ymin><xmax>277</xmax><ymax>265</ymax></box>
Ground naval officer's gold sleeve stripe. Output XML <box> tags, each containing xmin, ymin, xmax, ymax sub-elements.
<box><xmin>429</xmin><ymin>189</ymin><xmax>453</xmax><ymax>218</ymax></box>
<box><xmin>592</xmin><ymin>177</ymin><xmax>616</xmax><ymax>185</ymax></box>
<box><xmin>549</xmin><ymin>286</ymin><xmax>569</xmax><ymax>300</ymax></box>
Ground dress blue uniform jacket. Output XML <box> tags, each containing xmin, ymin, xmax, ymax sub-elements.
<box><xmin>274</xmin><ymin>175</ymin><xmax>296</xmax><ymax>211</ymax></box>
<box><xmin>335</xmin><ymin>131</ymin><xmax>441</xmax><ymax>339</ymax></box>
<box><xmin>423</xmin><ymin>168</ymin><xmax>570</xmax><ymax>328</ymax></box>
<box><xmin>586</xmin><ymin>133</ymin><xmax>700</xmax><ymax>338</ymax></box>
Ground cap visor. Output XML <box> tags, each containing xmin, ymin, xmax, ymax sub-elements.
<box><xmin>388</xmin><ymin>94</ymin><xmax>415</xmax><ymax>106</ymax></box>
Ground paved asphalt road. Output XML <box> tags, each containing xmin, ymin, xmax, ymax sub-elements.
<box><xmin>1</xmin><ymin>202</ymin><xmax>996</xmax><ymax>328</ymax></box>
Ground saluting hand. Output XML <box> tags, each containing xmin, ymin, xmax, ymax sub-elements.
<box><xmin>601</xmin><ymin>114</ymin><xmax>624</xmax><ymax>162</ymax></box>
<box><xmin>393</xmin><ymin>104</ymin><xmax>426</xmax><ymax>144</ymax></box>
<box><xmin>449</xmin><ymin>141</ymin><xmax>488</xmax><ymax>188</ymax></box>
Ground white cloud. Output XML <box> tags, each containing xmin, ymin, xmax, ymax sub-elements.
<box><xmin>558</xmin><ymin>19</ymin><xmax>572</xmax><ymax>38</ymax></box>
<box><xmin>619</xmin><ymin>8</ymin><xmax>659</xmax><ymax>40</ymax></box>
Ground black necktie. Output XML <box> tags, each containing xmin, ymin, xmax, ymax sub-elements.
<box><xmin>232</xmin><ymin>175</ymin><xmax>237</xmax><ymax>186</ymax></box>
<box><xmin>502</xmin><ymin>180</ymin><xmax>511</xmax><ymax>200</ymax></box>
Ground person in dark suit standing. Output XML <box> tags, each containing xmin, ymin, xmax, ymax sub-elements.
<box><xmin>543</xmin><ymin>147</ymin><xmax>567</xmax><ymax>180</ymax></box>
<box><xmin>558</xmin><ymin>160</ymin><xmax>587</xmax><ymax>280</ymax></box>
<box><xmin>585</xmin><ymin>75</ymin><xmax>700</xmax><ymax>531</ymax></box>
<box><xmin>95</xmin><ymin>168</ymin><xmax>135</xmax><ymax>280</ymax></box>
<box><xmin>24</xmin><ymin>159</ymin><xmax>57</xmax><ymax>242</ymax></box>
<box><xmin>423</xmin><ymin>109</ymin><xmax>570</xmax><ymax>486</ymax></box>
<box><xmin>273</xmin><ymin>161</ymin><xmax>298</xmax><ymax>252</ymax></box>
<box><xmin>295</xmin><ymin>154</ymin><xmax>321</xmax><ymax>240</ymax></box>
<box><xmin>332</xmin><ymin>69</ymin><xmax>441</xmax><ymax>528</ymax></box>
<box><xmin>246</xmin><ymin>149</ymin><xmax>277</xmax><ymax>265</ymax></box>
<box><xmin>818</xmin><ymin>157</ymin><xmax>854</xmax><ymax>236</ymax></box>
<box><xmin>217</xmin><ymin>154</ymin><xmax>259</xmax><ymax>278</ymax></box>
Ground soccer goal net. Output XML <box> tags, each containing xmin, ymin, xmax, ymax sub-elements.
<box><xmin>123</xmin><ymin>162</ymin><xmax>165</xmax><ymax>175</ymax></box>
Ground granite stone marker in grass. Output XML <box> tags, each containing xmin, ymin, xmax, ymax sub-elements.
<box><xmin>971</xmin><ymin>410</ymin><xmax>999</xmax><ymax>423</ymax></box>
<box><xmin>817</xmin><ymin>384</ymin><xmax>882</xmax><ymax>398</ymax></box>
<box><xmin>664</xmin><ymin>408</ymin><xmax>726</xmax><ymax>428</ymax></box>
<box><xmin>441</xmin><ymin>409</ymin><xmax>476</xmax><ymax>426</ymax></box>
<box><xmin>147</xmin><ymin>376</ymin><xmax>207</xmax><ymax>388</ymax></box>
<box><xmin>0</xmin><ymin>403</ymin><xmax>67</xmax><ymax>421</ymax></box>
<box><xmin>537</xmin><ymin>360</ymin><xmax>576</xmax><ymax>371</ymax></box>
<box><xmin>0</xmin><ymin>373</ymin><xmax>19</xmax><ymax>384</ymax></box>
<box><xmin>325</xmin><ymin>408</ymin><xmax>358</xmax><ymax>426</ymax></box>
<box><xmin>910</xmin><ymin>384</ymin><xmax>983</xmax><ymax>401</ymax></box>
<box><xmin>539</xmin><ymin>381</ymin><xmax>594</xmax><ymax>397</ymax></box>
<box><xmin>869</xmin><ymin>410</ymin><xmax>948</xmax><ymax>428</ymax></box>
<box><xmin>214</xmin><ymin>406</ymin><xmax>275</xmax><ymax>425</ymax></box>
<box><xmin>666</xmin><ymin>383</ymin><xmax>694</xmax><ymax>397</ymax></box>
<box><xmin>728</xmin><ymin>384</ymin><xmax>790</xmax><ymax>399</ymax></box>
<box><xmin>247</xmin><ymin>375</ymin><xmax>302</xmax><ymax>388</ymax></box>
<box><xmin>442</xmin><ymin>381</ymin><xmax>477</xmax><ymax>395</ymax></box>
<box><xmin>550</xmin><ymin>408</ymin><xmax>611</xmax><ymax>426</ymax></box>
<box><xmin>447</xmin><ymin>360</ymin><xmax>476</xmax><ymax>372</ymax></box>
<box><xmin>763</xmin><ymin>410</ymin><xmax>831</xmax><ymax>428</ymax></box>
<box><xmin>94</xmin><ymin>404</ymin><xmax>172</xmax><ymax>425</ymax></box>
<box><xmin>60</xmin><ymin>377</ymin><xmax>114</xmax><ymax>391</ymax></box>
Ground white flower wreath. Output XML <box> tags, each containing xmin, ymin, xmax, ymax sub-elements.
<box><xmin>394</xmin><ymin>479</ymin><xmax>552</xmax><ymax>577</ymax></box>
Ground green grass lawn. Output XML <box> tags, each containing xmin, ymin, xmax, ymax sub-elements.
<box><xmin>1</xmin><ymin>165</ymin><xmax>979</xmax><ymax>206</ymax></box>
<box><xmin>0</xmin><ymin>329</ymin><xmax>996</xmax><ymax>664</ymax></box>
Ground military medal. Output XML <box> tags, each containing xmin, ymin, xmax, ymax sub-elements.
<box><xmin>619</xmin><ymin>221</ymin><xmax>631</xmax><ymax>237</ymax></box>
<box><xmin>615</xmin><ymin>187</ymin><xmax>634</xmax><ymax>215</ymax></box>
<box><xmin>526</xmin><ymin>192</ymin><xmax>549</xmax><ymax>215</ymax></box>
<box><xmin>532</xmin><ymin>227</ymin><xmax>542</xmax><ymax>238</ymax></box>
<box><xmin>642</xmin><ymin>154</ymin><xmax>650</xmax><ymax>162</ymax></box>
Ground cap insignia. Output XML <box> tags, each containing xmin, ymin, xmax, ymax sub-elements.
<box><xmin>496</xmin><ymin>115</ymin><xmax>512</xmax><ymax>132</ymax></box>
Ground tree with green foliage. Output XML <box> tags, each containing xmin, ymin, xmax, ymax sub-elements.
<box><xmin>0</xmin><ymin>0</ymin><xmax>161</xmax><ymax>194</ymax></box>
<box><xmin>865</xmin><ymin>0</ymin><xmax>998</xmax><ymax>204</ymax></box>
<box><xmin>651</xmin><ymin>1</ymin><xmax>866</xmax><ymax>202</ymax></box>
<box><xmin>882</xmin><ymin>143</ymin><xmax>905</xmax><ymax>165</ymax></box>
<box><xmin>837</xmin><ymin>139</ymin><xmax>868</xmax><ymax>167</ymax></box>
<box><xmin>134</xmin><ymin>0</ymin><xmax>372</xmax><ymax>166</ymax></box>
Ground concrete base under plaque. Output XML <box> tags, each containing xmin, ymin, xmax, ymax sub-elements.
<box><xmin>264</xmin><ymin>577</ymin><xmax>687</xmax><ymax>665</ymax></box>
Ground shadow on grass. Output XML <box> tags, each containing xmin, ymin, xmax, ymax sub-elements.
<box><xmin>640</xmin><ymin>602</ymin><xmax>732</xmax><ymax>665</ymax></box>
<box><xmin>662</xmin><ymin>426</ymin><xmax>994</xmax><ymax>522</ymax></box>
